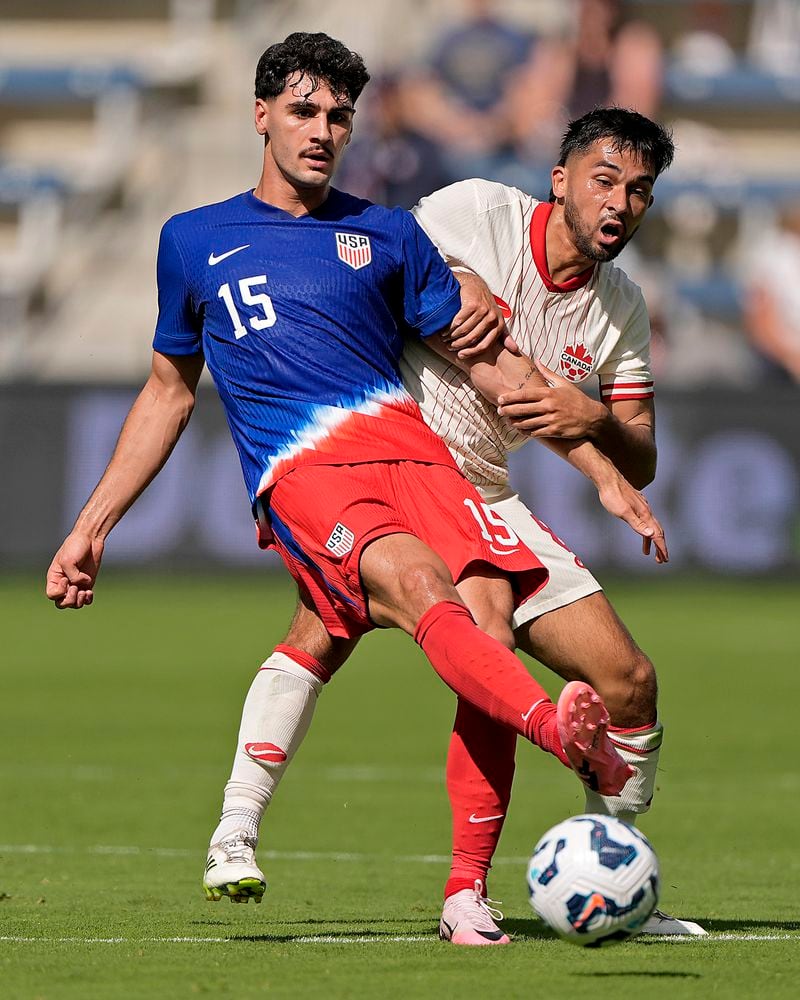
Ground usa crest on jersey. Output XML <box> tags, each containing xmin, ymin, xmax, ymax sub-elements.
<box><xmin>326</xmin><ymin>521</ymin><xmax>355</xmax><ymax>557</ymax></box>
<box><xmin>336</xmin><ymin>232</ymin><xmax>372</xmax><ymax>270</ymax></box>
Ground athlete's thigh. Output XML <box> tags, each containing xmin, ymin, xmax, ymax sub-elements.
<box><xmin>362</xmin><ymin>462</ymin><xmax>546</xmax><ymax>631</ymax></box>
<box><xmin>517</xmin><ymin>590</ymin><xmax>642</xmax><ymax>682</ymax></box>
<box><xmin>284</xmin><ymin>590</ymin><xmax>360</xmax><ymax>673</ymax></box>
<box><xmin>360</xmin><ymin>530</ymin><xmax>457</xmax><ymax>631</ymax></box>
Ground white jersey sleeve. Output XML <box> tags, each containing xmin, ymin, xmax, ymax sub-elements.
<box><xmin>412</xmin><ymin>179</ymin><xmax>532</xmax><ymax>269</ymax></box>
<box><xmin>412</xmin><ymin>180</ymin><xmax>482</xmax><ymax>266</ymax></box>
<box><xmin>594</xmin><ymin>272</ymin><xmax>654</xmax><ymax>405</ymax></box>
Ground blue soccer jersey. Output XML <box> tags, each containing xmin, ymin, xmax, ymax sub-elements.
<box><xmin>153</xmin><ymin>188</ymin><xmax>462</xmax><ymax>503</ymax></box>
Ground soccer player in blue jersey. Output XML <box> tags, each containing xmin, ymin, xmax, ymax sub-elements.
<box><xmin>46</xmin><ymin>33</ymin><xmax>654</xmax><ymax>934</ymax></box>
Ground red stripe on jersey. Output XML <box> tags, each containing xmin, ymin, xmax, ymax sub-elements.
<box><xmin>600</xmin><ymin>381</ymin><xmax>654</xmax><ymax>399</ymax></box>
<box><xmin>601</xmin><ymin>381</ymin><xmax>654</xmax><ymax>391</ymax></box>
<box><xmin>493</xmin><ymin>294</ymin><xmax>512</xmax><ymax>318</ymax></box>
<box><xmin>602</xmin><ymin>392</ymin><xmax>655</xmax><ymax>402</ymax></box>
<box><xmin>529</xmin><ymin>203</ymin><xmax>595</xmax><ymax>292</ymax></box>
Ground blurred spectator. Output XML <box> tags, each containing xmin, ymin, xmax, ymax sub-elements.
<box><xmin>562</xmin><ymin>0</ymin><xmax>664</xmax><ymax>119</ymax></box>
<box><xmin>402</xmin><ymin>0</ymin><xmax>539</xmax><ymax>157</ymax></box>
<box><xmin>336</xmin><ymin>74</ymin><xmax>453</xmax><ymax>209</ymax></box>
<box><xmin>509</xmin><ymin>0</ymin><xmax>664</xmax><ymax>165</ymax></box>
<box><xmin>743</xmin><ymin>204</ymin><xmax>800</xmax><ymax>384</ymax></box>
<box><xmin>672</xmin><ymin>1</ymin><xmax>737</xmax><ymax>76</ymax></box>
<box><xmin>620</xmin><ymin>243</ymin><xmax>756</xmax><ymax>388</ymax></box>
<box><xmin>748</xmin><ymin>0</ymin><xmax>800</xmax><ymax>75</ymax></box>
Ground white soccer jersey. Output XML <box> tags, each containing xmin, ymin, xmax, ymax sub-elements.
<box><xmin>402</xmin><ymin>178</ymin><xmax>654</xmax><ymax>489</ymax></box>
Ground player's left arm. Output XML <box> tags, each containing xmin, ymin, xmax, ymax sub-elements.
<box><xmin>496</xmin><ymin>360</ymin><xmax>657</xmax><ymax>489</ymax></box>
<box><xmin>426</xmin><ymin>338</ymin><xmax>666</xmax><ymax>561</ymax></box>
<box><xmin>492</xmin><ymin>287</ymin><xmax>658</xmax><ymax>488</ymax></box>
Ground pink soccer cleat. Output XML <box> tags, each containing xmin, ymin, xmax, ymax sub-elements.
<box><xmin>557</xmin><ymin>681</ymin><xmax>635</xmax><ymax>796</ymax></box>
<box><xmin>439</xmin><ymin>880</ymin><xmax>511</xmax><ymax>946</ymax></box>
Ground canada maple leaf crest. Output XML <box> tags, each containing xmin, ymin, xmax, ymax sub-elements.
<box><xmin>559</xmin><ymin>343</ymin><xmax>594</xmax><ymax>382</ymax></box>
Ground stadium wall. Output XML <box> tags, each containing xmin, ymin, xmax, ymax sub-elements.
<box><xmin>5</xmin><ymin>384</ymin><xmax>798</xmax><ymax>575</ymax></box>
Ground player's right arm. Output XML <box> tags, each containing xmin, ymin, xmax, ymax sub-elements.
<box><xmin>46</xmin><ymin>350</ymin><xmax>204</xmax><ymax>609</ymax></box>
<box><xmin>46</xmin><ymin>215</ymin><xmax>208</xmax><ymax>609</ymax></box>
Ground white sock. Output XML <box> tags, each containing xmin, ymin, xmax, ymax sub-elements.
<box><xmin>583</xmin><ymin>722</ymin><xmax>664</xmax><ymax>825</ymax></box>
<box><xmin>209</xmin><ymin>651</ymin><xmax>323</xmax><ymax>846</ymax></box>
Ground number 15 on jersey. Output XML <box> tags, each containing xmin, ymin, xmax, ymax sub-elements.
<box><xmin>218</xmin><ymin>275</ymin><xmax>276</xmax><ymax>339</ymax></box>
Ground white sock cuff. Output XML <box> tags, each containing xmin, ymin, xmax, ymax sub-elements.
<box><xmin>259</xmin><ymin>651</ymin><xmax>324</xmax><ymax>694</ymax></box>
<box><xmin>609</xmin><ymin>720</ymin><xmax>663</xmax><ymax>754</ymax></box>
<box><xmin>584</xmin><ymin>720</ymin><xmax>663</xmax><ymax>819</ymax></box>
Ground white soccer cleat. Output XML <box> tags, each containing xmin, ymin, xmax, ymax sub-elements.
<box><xmin>641</xmin><ymin>909</ymin><xmax>708</xmax><ymax>936</ymax></box>
<box><xmin>203</xmin><ymin>830</ymin><xmax>266</xmax><ymax>904</ymax></box>
<box><xmin>439</xmin><ymin>880</ymin><xmax>511</xmax><ymax>946</ymax></box>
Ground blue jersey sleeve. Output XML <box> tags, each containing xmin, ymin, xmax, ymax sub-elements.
<box><xmin>152</xmin><ymin>218</ymin><xmax>203</xmax><ymax>356</ymax></box>
<box><xmin>400</xmin><ymin>212</ymin><xmax>461</xmax><ymax>338</ymax></box>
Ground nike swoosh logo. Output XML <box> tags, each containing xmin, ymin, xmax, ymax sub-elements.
<box><xmin>208</xmin><ymin>244</ymin><xmax>250</xmax><ymax>265</ymax></box>
<box><xmin>521</xmin><ymin>698</ymin><xmax>546</xmax><ymax>722</ymax></box>
<box><xmin>468</xmin><ymin>813</ymin><xmax>505</xmax><ymax>824</ymax></box>
<box><xmin>490</xmin><ymin>546</ymin><xmax>520</xmax><ymax>556</ymax></box>
<box><xmin>245</xmin><ymin>742</ymin><xmax>287</xmax><ymax>763</ymax></box>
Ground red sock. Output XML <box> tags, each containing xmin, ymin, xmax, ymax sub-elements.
<box><xmin>414</xmin><ymin>601</ymin><xmax>569</xmax><ymax>767</ymax></box>
<box><xmin>444</xmin><ymin>699</ymin><xmax>516</xmax><ymax>899</ymax></box>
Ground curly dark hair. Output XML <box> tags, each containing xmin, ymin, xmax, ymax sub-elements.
<box><xmin>255</xmin><ymin>32</ymin><xmax>370</xmax><ymax>106</ymax></box>
<box><xmin>558</xmin><ymin>107</ymin><xmax>675</xmax><ymax>178</ymax></box>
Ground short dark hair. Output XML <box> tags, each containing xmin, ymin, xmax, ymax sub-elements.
<box><xmin>255</xmin><ymin>32</ymin><xmax>370</xmax><ymax>106</ymax></box>
<box><xmin>558</xmin><ymin>108</ymin><xmax>675</xmax><ymax>179</ymax></box>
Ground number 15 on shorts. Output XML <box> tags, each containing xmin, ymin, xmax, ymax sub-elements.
<box><xmin>463</xmin><ymin>498</ymin><xmax>521</xmax><ymax>555</ymax></box>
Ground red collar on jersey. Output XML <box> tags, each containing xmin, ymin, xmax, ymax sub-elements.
<box><xmin>530</xmin><ymin>201</ymin><xmax>596</xmax><ymax>292</ymax></box>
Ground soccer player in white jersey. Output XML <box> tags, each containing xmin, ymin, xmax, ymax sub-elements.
<box><xmin>203</xmin><ymin>108</ymin><xmax>704</xmax><ymax>940</ymax></box>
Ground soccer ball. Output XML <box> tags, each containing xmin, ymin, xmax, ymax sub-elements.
<box><xmin>526</xmin><ymin>814</ymin><xmax>659</xmax><ymax>947</ymax></box>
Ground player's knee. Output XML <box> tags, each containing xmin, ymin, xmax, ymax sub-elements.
<box><xmin>280</xmin><ymin>595</ymin><xmax>357</xmax><ymax>674</ymax></box>
<box><xmin>605</xmin><ymin>650</ymin><xmax>657</xmax><ymax>727</ymax></box>
<box><xmin>395</xmin><ymin>561</ymin><xmax>457</xmax><ymax>615</ymax></box>
<box><xmin>630</xmin><ymin>651</ymin><xmax>658</xmax><ymax>719</ymax></box>
<box><xmin>282</xmin><ymin>614</ymin><xmax>334</xmax><ymax>664</ymax></box>
<box><xmin>470</xmin><ymin>611</ymin><xmax>515</xmax><ymax>650</ymax></box>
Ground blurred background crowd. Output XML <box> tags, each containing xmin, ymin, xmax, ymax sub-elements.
<box><xmin>1</xmin><ymin>1</ymin><xmax>798</xmax><ymax>575</ymax></box>
<box><xmin>2</xmin><ymin>0</ymin><xmax>800</xmax><ymax>386</ymax></box>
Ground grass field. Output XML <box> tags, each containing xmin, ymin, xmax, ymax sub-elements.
<box><xmin>2</xmin><ymin>572</ymin><xmax>798</xmax><ymax>999</ymax></box>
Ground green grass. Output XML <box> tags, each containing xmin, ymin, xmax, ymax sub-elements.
<box><xmin>1</xmin><ymin>573</ymin><xmax>798</xmax><ymax>999</ymax></box>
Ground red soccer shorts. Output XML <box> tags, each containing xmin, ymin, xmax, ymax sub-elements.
<box><xmin>259</xmin><ymin>461</ymin><xmax>549</xmax><ymax>638</ymax></box>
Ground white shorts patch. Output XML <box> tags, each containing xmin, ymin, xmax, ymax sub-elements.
<box><xmin>480</xmin><ymin>489</ymin><xmax>602</xmax><ymax>629</ymax></box>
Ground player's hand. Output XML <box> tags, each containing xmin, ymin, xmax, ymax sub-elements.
<box><xmin>497</xmin><ymin>359</ymin><xmax>606</xmax><ymax>438</ymax></box>
<box><xmin>45</xmin><ymin>531</ymin><xmax>105</xmax><ymax>609</ymax></box>
<box><xmin>595</xmin><ymin>474</ymin><xmax>669</xmax><ymax>564</ymax></box>
<box><xmin>446</xmin><ymin>270</ymin><xmax>507</xmax><ymax>358</ymax></box>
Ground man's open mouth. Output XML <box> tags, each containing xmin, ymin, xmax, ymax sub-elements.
<box><xmin>599</xmin><ymin>219</ymin><xmax>625</xmax><ymax>243</ymax></box>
